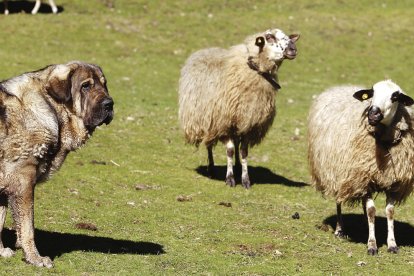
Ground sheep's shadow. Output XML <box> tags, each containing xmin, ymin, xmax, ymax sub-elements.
<box><xmin>195</xmin><ymin>165</ymin><xmax>307</xmax><ymax>187</ymax></box>
<box><xmin>323</xmin><ymin>214</ymin><xmax>414</xmax><ymax>247</ymax></box>
<box><xmin>2</xmin><ymin>228</ymin><xmax>165</xmax><ymax>259</ymax></box>
<box><xmin>0</xmin><ymin>1</ymin><xmax>64</xmax><ymax>14</ymax></box>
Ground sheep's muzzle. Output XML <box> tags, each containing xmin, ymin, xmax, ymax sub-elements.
<box><xmin>284</xmin><ymin>41</ymin><xmax>297</xmax><ymax>60</ymax></box>
<box><xmin>368</xmin><ymin>106</ymin><xmax>383</xmax><ymax>126</ymax></box>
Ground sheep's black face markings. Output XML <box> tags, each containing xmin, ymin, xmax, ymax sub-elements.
<box><xmin>391</xmin><ymin>91</ymin><xmax>414</xmax><ymax>106</ymax></box>
<box><xmin>265</xmin><ymin>33</ymin><xmax>276</xmax><ymax>43</ymax></box>
<box><xmin>255</xmin><ymin>37</ymin><xmax>265</xmax><ymax>52</ymax></box>
<box><xmin>353</xmin><ymin>88</ymin><xmax>374</xmax><ymax>101</ymax></box>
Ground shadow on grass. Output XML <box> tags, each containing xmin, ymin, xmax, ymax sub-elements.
<box><xmin>0</xmin><ymin>1</ymin><xmax>64</xmax><ymax>14</ymax></box>
<box><xmin>195</xmin><ymin>165</ymin><xmax>307</xmax><ymax>187</ymax></box>
<box><xmin>2</xmin><ymin>228</ymin><xmax>165</xmax><ymax>259</ymax></box>
<box><xmin>324</xmin><ymin>214</ymin><xmax>414</xmax><ymax>246</ymax></box>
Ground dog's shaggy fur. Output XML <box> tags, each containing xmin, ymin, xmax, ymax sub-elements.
<box><xmin>0</xmin><ymin>61</ymin><xmax>114</xmax><ymax>267</ymax></box>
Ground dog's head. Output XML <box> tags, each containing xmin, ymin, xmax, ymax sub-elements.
<box><xmin>45</xmin><ymin>61</ymin><xmax>114</xmax><ymax>133</ymax></box>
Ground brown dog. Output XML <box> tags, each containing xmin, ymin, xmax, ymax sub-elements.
<box><xmin>0</xmin><ymin>61</ymin><xmax>114</xmax><ymax>267</ymax></box>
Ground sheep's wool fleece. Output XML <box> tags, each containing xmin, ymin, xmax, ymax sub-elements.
<box><xmin>308</xmin><ymin>85</ymin><xmax>414</xmax><ymax>204</ymax></box>
<box><xmin>179</xmin><ymin>42</ymin><xmax>277</xmax><ymax>147</ymax></box>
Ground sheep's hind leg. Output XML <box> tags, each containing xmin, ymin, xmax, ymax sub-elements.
<box><xmin>385</xmin><ymin>195</ymin><xmax>398</xmax><ymax>253</ymax></box>
<box><xmin>207</xmin><ymin>145</ymin><xmax>215</xmax><ymax>178</ymax></box>
<box><xmin>364</xmin><ymin>197</ymin><xmax>378</xmax><ymax>255</ymax></box>
<box><xmin>334</xmin><ymin>202</ymin><xmax>346</xmax><ymax>238</ymax></box>
<box><xmin>234</xmin><ymin>138</ymin><xmax>241</xmax><ymax>168</ymax></box>
<box><xmin>225</xmin><ymin>140</ymin><xmax>236</xmax><ymax>187</ymax></box>
<box><xmin>240</xmin><ymin>142</ymin><xmax>250</xmax><ymax>189</ymax></box>
<box><xmin>0</xmin><ymin>196</ymin><xmax>14</xmax><ymax>258</ymax></box>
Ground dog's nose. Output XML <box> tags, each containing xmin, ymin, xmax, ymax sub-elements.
<box><xmin>102</xmin><ymin>98</ymin><xmax>114</xmax><ymax>111</ymax></box>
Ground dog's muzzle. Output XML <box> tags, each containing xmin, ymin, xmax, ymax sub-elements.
<box><xmin>368</xmin><ymin>106</ymin><xmax>383</xmax><ymax>126</ymax></box>
<box><xmin>102</xmin><ymin>98</ymin><xmax>114</xmax><ymax>125</ymax></box>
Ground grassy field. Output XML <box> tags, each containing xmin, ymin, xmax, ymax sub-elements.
<box><xmin>1</xmin><ymin>0</ymin><xmax>414</xmax><ymax>274</ymax></box>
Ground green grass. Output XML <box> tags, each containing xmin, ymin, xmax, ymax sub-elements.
<box><xmin>1</xmin><ymin>0</ymin><xmax>414</xmax><ymax>274</ymax></box>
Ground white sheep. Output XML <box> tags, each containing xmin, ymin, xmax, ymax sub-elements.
<box><xmin>179</xmin><ymin>29</ymin><xmax>299</xmax><ymax>188</ymax></box>
<box><xmin>308</xmin><ymin>80</ymin><xmax>414</xmax><ymax>254</ymax></box>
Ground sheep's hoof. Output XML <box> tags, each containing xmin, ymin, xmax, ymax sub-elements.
<box><xmin>387</xmin><ymin>246</ymin><xmax>399</xmax><ymax>254</ymax></box>
<box><xmin>367</xmin><ymin>248</ymin><xmax>378</xmax><ymax>255</ymax></box>
<box><xmin>242</xmin><ymin>176</ymin><xmax>251</xmax><ymax>189</ymax></box>
<box><xmin>225</xmin><ymin>174</ymin><xmax>236</xmax><ymax>187</ymax></box>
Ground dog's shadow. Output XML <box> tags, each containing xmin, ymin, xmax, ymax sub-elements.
<box><xmin>196</xmin><ymin>165</ymin><xmax>307</xmax><ymax>187</ymax></box>
<box><xmin>2</xmin><ymin>228</ymin><xmax>165</xmax><ymax>259</ymax></box>
<box><xmin>324</xmin><ymin>214</ymin><xmax>414</xmax><ymax>246</ymax></box>
<box><xmin>0</xmin><ymin>1</ymin><xmax>64</xmax><ymax>14</ymax></box>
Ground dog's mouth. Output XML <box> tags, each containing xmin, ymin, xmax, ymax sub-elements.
<box><xmin>85</xmin><ymin>98</ymin><xmax>114</xmax><ymax>133</ymax></box>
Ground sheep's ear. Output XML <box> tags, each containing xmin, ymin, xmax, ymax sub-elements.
<box><xmin>255</xmin><ymin>36</ymin><xmax>265</xmax><ymax>51</ymax></box>
<box><xmin>289</xmin><ymin>34</ymin><xmax>300</xmax><ymax>43</ymax></box>
<box><xmin>392</xmin><ymin>91</ymin><xmax>414</xmax><ymax>106</ymax></box>
<box><xmin>46</xmin><ymin>65</ymin><xmax>73</xmax><ymax>103</ymax></box>
<box><xmin>353</xmin><ymin>88</ymin><xmax>374</xmax><ymax>101</ymax></box>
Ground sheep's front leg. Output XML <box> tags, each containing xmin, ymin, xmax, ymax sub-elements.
<box><xmin>364</xmin><ymin>197</ymin><xmax>378</xmax><ymax>255</ymax></box>
<box><xmin>31</xmin><ymin>0</ymin><xmax>41</xmax><ymax>14</ymax></box>
<box><xmin>48</xmin><ymin>0</ymin><xmax>58</xmax><ymax>13</ymax></box>
<box><xmin>207</xmin><ymin>145</ymin><xmax>215</xmax><ymax>178</ymax></box>
<box><xmin>0</xmin><ymin>195</ymin><xmax>14</xmax><ymax>258</ymax></box>
<box><xmin>4</xmin><ymin>0</ymin><xmax>9</xmax><ymax>15</ymax></box>
<box><xmin>240</xmin><ymin>142</ymin><xmax>250</xmax><ymax>189</ymax></box>
<box><xmin>334</xmin><ymin>202</ymin><xmax>345</xmax><ymax>238</ymax></box>
<box><xmin>225</xmin><ymin>140</ymin><xmax>236</xmax><ymax>187</ymax></box>
<box><xmin>385</xmin><ymin>195</ymin><xmax>398</xmax><ymax>253</ymax></box>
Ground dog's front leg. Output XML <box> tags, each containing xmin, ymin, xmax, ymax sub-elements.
<box><xmin>9</xmin><ymin>166</ymin><xmax>53</xmax><ymax>268</ymax></box>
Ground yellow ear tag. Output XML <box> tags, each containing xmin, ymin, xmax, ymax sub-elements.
<box><xmin>362</xmin><ymin>93</ymin><xmax>368</xmax><ymax>100</ymax></box>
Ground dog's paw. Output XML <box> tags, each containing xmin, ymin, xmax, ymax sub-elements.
<box><xmin>25</xmin><ymin>255</ymin><xmax>54</xmax><ymax>268</ymax></box>
<box><xmin>0</xmin><ymin>247</ymin><xmax>15</xmax><ymax>258</ymax></box>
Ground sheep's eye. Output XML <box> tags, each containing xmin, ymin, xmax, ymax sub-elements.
<box><xmin>81</xmin><ymin>82</ymin><xmax>91</xmax><ymax>92</ymax></box>
<box><xmin>265</xmin><ymin>34</ymin><xmax>276</xmax><ymax>43</ymax></box>
<box><xmin>391</xmin><ymin>91</ymin><xmax>400</xmax><ymax>103</ymax></box>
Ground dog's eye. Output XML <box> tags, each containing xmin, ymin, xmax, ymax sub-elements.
<box><xmin>81</xmin><ymin>82</ymin><xmax>91</xmax><ymax>92</ymax></box>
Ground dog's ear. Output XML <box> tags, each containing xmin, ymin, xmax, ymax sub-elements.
<box><xmin>46</xmin><ymin>65</ymin><xmax>74</xmax><ymax>103</ymax></box>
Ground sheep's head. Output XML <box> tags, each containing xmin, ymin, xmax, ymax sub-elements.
<box><xmin>255</xmin><ymin>29</ymin><xmax>300</xmax><ymax>62</ymax></box>
<box><xmin>353</xmin><ymin>80</ymin><xmax>414</xmax><ymax>126</ymax></box>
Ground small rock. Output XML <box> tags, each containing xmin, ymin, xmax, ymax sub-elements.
<box><xmin>68</xmin><ymin>188</ymin><xmax>79</xmax><ymax>195</ymax></box>
<box><xmin>75</xmin><ymin>222</ymin><xmax>98</xmax><ymax>231</ymax></box>
<box><xmin>177</xmin><ymin>195</ymin><xmax>192</xmax><ymax>202</ymax></box>
<box><xmin>218</xmin><ymin>202</ymin><xmax>232</xmax><ymax>207</ymax></box>
<box><xmin>357</xmin><ymin>261</ymin><xmax>366</xmax><ymax>267</ymax></box>
<box><xmin>90</xmin><ymin>160</ymin><xmax>107</xmax><ymax>165</ymax></box>
<box><xmin>135</xmin><ymin>184</ymin><xmax>152</xmax><ymax>190</ymax></box>
<box><xmin>274</xmin><ymin>249</ymin><xmax>283</xmax><ymax>257</ymax></box>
